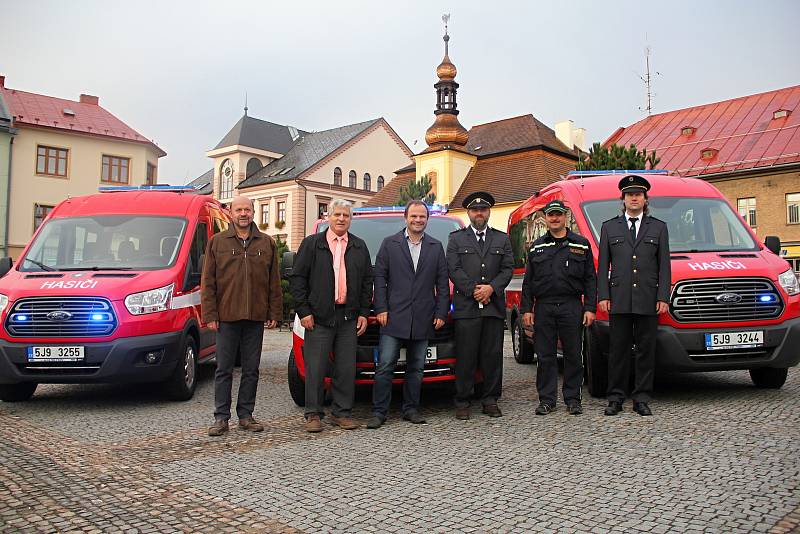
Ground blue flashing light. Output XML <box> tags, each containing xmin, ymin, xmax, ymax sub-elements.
<box><xmin>15</xmin><ymin>315</ymin><xmax>28</xmax><ymax>322</ymax></box>
<box><xmin>353</xmin><ymin>203</ymin><xmax>448</xmax><ymax>215</ymax></box>
<box><xmin>567</xmin><ymin>170</ymin><xmax>670</xmax><ymax>176</ymax></box>
<box><xmin>98</xmin><ymin>185</ymin><xmax>196</xmax><ymax>193</ymax></box>
<box><xmin>759</xmin><ymin>295</ymin><xmax>775</xmax><ymax>303</ymax></box>
<box><xmin>91</xmin><ymin>313</ymin><xmax>104</xmax><ymax>321</ymax></box>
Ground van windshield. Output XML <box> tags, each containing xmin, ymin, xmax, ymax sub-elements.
<box><xmin>581</xmin><ymin>197</ymin><xmax>758</xmax><ymax>253</ymax></box>
<box><xmin>20</xmin><ymin>216</ymin><xmax>187</xmax><ymax>272</ymax></box>
<box><xmin>317</xmin><ymin>216</ymin><xmax>462</xmax><ymax>264</ymax></box>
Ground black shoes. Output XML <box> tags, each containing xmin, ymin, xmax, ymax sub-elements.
<box><xmin>604</xmin><ymin>401</ymin><xmax>623</xmax><ymax>416</ymax></box>
<box><xmin>455</xmin><ymin>407</ymin><xmax>471</xmax><ymax>420</ymax></box>
<box><xmin>366</xmin><ymin>416</ymin><xmax>385</xmax><ymax>429</ymax></box>
<box><xmin>633</xmin><ymin>402</ymin><xmax>653</xmax><ymax>416</ymax></box>
<box><xmin>402</xmin><ymin>412</ymin><xmax>427</xmax><ymax>424</ymax></box>
<box><xmin>567</xmin><ymin>401</ymin><xmax>583</xmax><ymax>416</ymax></box>
<box><xmin>535</xmin><ymin>403</ymin><xmax>554</xmax><ymax>415</ymax></box>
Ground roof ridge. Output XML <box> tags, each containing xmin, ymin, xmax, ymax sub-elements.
<box><xmin>308</xmin><ymin>118</ymin><xmax>380</xmax><ymax>135</ymax></box>
<box><xmin>469</xmin><ymin>114</ymin><xmax>533</xmax><ymax>129</ymax></box>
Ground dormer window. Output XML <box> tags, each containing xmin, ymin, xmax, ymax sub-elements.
<box><xmin>701</xmin><ymin>148</ymin><xmax>718</xmax><ymax>160</ymax></box>
<box><xmin>62</xmin><ymin>108</ymin><xmax>75</xmax><ymax>117</ymax></box>
<box><xmin>681</xmin><ymin>126</ymin><xmax>696</xmax><ymax>136</ymax></box>
<box><xmin>773</xmin><ymin>109</ymin><xmax>790</xmax><ymax>120</ymax></box>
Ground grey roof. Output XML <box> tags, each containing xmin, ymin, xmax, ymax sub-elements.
<box><xmin>214</xmin><ymin>114</ymin><xmax>308</xmax><ymax>154</ymax></box>
<box><xmin>0</xmin><ymin>92</ymin><xmax>12</xmax><ymax>133</ymax></box>
<box><xmin>238</xmin><ymin>119</ymin><xmax>380</xmax><ymax>189</ymax></box>
<box><xmin>186</xmin><ymin>168</ymin><xmax>213</xmax><ymax>194</ymax></box>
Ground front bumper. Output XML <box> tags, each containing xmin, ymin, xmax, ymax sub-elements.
<box><xmin>0</xmin><ymin>331</ymin><xmax>184</xmax><ymax>384</ymax></box>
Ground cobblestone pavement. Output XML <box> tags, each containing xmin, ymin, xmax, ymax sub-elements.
<box><xmin>1</xmin><ymin>329</ymin><xmax>799</xmax><ymax>533</ymax></box>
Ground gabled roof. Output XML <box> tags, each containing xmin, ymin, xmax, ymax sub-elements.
<box><xmin>366</xmin><ymin>166</ymin><xmax>416</xmax><ymax>206</ymax></box>
<box><xmin>186</xmin><ymin>168</ymin><xmax>213</xmax><ymax>194</ymax></box>
<box><xmin>238</xmin><ymin>119</ymin><xmax>381</xmax><ymax>189</ymax></box>
<box><xmin>604</xmin><ymin>85</ymin><xmax>800</xmax><ymax>177</ymax></box>
<box><xmin>0</xmin><ymin>81</ymin><xmax>165</xmax><ymax>156</ymax></box>
<box><xmin>213</xmin><ymin>114</ymin><xmax>308</xmax><ymax>154</ymax></box>
<box><xmin>463</xmin><ymin>114</ymin><xmax>578</xmax><ymax>158</ymax></box>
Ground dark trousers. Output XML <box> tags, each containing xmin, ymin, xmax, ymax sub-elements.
<box><xmin>214</xmin><ymin>320</ymin><xmax>265</xmax><ymax>421</ymax></box>
<box><xmin>372</xmin><ymin>335</ymin><xmax>427</xmax><ymax>418</ymax></box>
<box><xmin>303</xmin><ymin>308</ymin><xmax>357</xmax><ymax>418</ymax></box>
<box><xmin>454</xmin><ymin>317</ymin><xmax>504</xmax><ymax>408</ymax></box>
<box><xmin>607</xmin><ymin>313</ymin><xmax>658</xmax><ymax>402</ymax></box>
<box><xmin>534</xmin><ymin>298</ymin><xmax>583</xmax><ymax>406</ymax></box>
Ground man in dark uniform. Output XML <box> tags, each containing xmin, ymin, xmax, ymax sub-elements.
<box><xmin>447</xmin><ymin>191</ymin><xmax>514</xmax><ymax>420</ymax></box>
<box><xmin>597</xmin><ymin>175</ymin><xmax>671</xmax><ymax>417</ymax></box>
<box><xmin>521</xmin><ymin>200</ymin><xmax>596</xmax><ymax>416</ymax></box>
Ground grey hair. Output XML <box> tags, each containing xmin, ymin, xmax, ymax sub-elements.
<box><xmin>328</xmin><ymin>198</ymin><xmax>353</xmax><ymax>215</ymax></box>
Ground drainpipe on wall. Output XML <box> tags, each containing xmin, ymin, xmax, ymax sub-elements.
<box><xmin>297</xmin><ymin>180</ymin><xmax>308</xmax><ymax>246</ymax></box>
<box><xmin>3</xmin><ymin>135</ymin><xmax>12</xmax><ymax>259</ymax></box>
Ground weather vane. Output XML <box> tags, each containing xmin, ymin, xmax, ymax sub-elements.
<box><xmin>442</xmin><ymin>13</ymin><xmax>450</xmax><ymax>36</ymax></box>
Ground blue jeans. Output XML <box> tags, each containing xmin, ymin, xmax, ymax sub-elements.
<box><xmin>372</xmin><ymin>334</ymin><xmax>427</xmax><ymax>418</ymax></box>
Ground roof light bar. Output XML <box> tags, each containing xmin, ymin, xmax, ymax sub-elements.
<box><xmin>567</xmin><ymin>170</ymin><xmax>670</xmax><ymax>176</ymax></box>
<box><xmin>353</xmin><ymin>203</ymin><xmax>448</xmax><ymax>215</ymax></box>
<box><xmin>98</xmin><ymin>185</ymin><xmax>195</xmax><ymax>193</ymax></box>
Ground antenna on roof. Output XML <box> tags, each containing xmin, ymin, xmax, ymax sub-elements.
<box><xmin>244</xmin><ymin>92</ymin><xmax>248</xmax><ymax>116</ymax></box>
<box><xmin>637</xmin><ymin>42</ymin><xmax>661</xmax><ymax>116</ymax></box>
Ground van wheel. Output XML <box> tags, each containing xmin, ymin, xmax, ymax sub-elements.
<box><xmin>288</xmin><ymin>349</ymin><xmax>306</xmax><ymax>407</ymax></box>
<box><xmin>584</xmin><ymin>326</ymin><xmax>607</xmax><ymax>398</ymax></box>
<box><xmin>512</xmin><ymin>316</ymin><xmax>535</xmax><ymax>364</ymax></box>
<box><xmin>749</xmin><ymin>367</ymin><xmax>788</xmax><ymax>389</ymax></box>
<box><xmin>0</xmin><ymin>382</ymin><xmax>37</xmax><ymax>402</ymax></box>
<box><xmin>166</xmin><ymin>336</ymin><xmax>198</xmax><ymax>401</ymax></box>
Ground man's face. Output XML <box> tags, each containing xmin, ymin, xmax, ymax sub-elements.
<box><xmin>405</xmin><ymin>204</ymin><xmax>429</xmax><ymax>234</ymax></box>
<box><xmin>328</xmin><ymin>206</ymin><xmax>352</xmax><ymax>236</ymax></box>
<box><xmin>467</xmin><ymin>207</ymin><xmax>490</xmax><ymax>230</ymax></box>
<box><xmin>230</xmin><ymin>198</ymin><xmax>254</xmax><ymax>230</ymax></box>
<box><xmin>623</xmin><ymin>191</ymin><xmax>646</xmax><ymax>213</ymax></box>
<box><xmin>545</xmin><ymin>210</ymin><xmax>566</xmax><ymax>233</ymax></box>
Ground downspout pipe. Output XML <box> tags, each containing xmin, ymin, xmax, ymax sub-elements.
<box><xmin>3</xmin><ymin>134</ymin><xmax>12</xmax><ymax>258</ymax></box>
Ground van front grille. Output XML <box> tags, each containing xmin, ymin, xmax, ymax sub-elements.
<box><xmin>5</xmin><ymin>297</ymin><xmax>117</xmax><ymax>338</ymax></box>
<box><xmin>670</xmin><ymin>277</ymin><xmax>783</xmax><ymax>323</ymax></box>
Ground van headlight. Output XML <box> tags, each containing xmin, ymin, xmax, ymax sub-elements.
<box><xmin>778</xmin><ymin>269</ymin><xmax>800</xmax><ymax>296</ymax></box>
<box><xmin>125</xmin><ymin>283</ymin><xmax>174</xmax><ymax>315</ymax></box>
<box><xmin>0</xmin><ymin>294</ymin><xmax>8</xmax><ymax>314</ymax></box>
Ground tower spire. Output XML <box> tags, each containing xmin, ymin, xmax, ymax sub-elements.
<box><xmin>244</xmin><ymin>92</ymin><xmax>248</xmax><ymax>116</ymax></box>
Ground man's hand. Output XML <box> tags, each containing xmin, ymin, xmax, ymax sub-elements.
<box><xmin>598</xmin><ymin>300</ymin><xmax>611</xmax><ymax>313</ymax></box>
<box><xmin>433</xmin><ymin>318</ymin><xmax>445</xmax><ymax>330</ymax></box>
<box><xmin>656</xmin><ymin>301</ymin><xmax>669</xmax><ymax>315</ymax></box>
<box><xmin>207</xmin><ymin>321</ymin><xmax>218</xmax><ymax>331</ymax></box>
<box><xmin>583</xmin><ymin>311</ymin><xmax>596</xmax><ymax>326</ymax></box>
<box><xmin>473</xmin><ymin>284</ymin><xmax>494</xmax><ymax>304</ymax></box>
<box><xmin>377</xmin><ymin>312</ymin><xmax>388</xmax><ymax>326</ymax></box>
<box><xmin>300</xmin><ymin>315</ymin><xmax>315</xmax><ymax>331</ymax></box>
<box><xmin>356</xmin><ymin>316</ymin><xmax>368</xmax><ymax>336</ymax></box>
<box><xmin>522</xmin><ymin>312</ymin><xmax>533</xmax><ymax>328</ymax></box>
<box><xmin>266</xmin><ymin>320</ymin><xmax>278</xmax><ymax>329</ymax></box>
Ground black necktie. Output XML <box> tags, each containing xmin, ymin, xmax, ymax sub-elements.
<box><xmin>477</xmin><ymin>231</ymin><xmax>485</xmax><ymax>251</ymax></box>
<box><xmin>629</xmin><ymin>217</ymin><xmax>638</xmax><ymax>242</ymax></box>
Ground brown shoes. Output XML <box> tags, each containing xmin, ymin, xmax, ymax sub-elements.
<box><xmin>238</xmin><ymin>417</ymin><xmax>264</xmax><ymax>432</ymax></box>
<box><xmin>455</xmin><ymin>407</ymin><xmax>471</xmax><ymax>420</ymax></box>
<box><xmin>304</xmin><ymin>415</ymin><xmax>323</xmax><ymax>433</ymax></box>
<box><xmin>328</xmin><ymin>415</ymin><xmax>360</xmax><ymax>430</ymax></box>
<box><xmin>482</xmin><ymin>404</ymin><xmax>503</xmax><ymax>418</ymax></box>
<box><xmin>207</xmin><ymin>419</ymin><xmax>229</xmax><ymax>437</ymax></box>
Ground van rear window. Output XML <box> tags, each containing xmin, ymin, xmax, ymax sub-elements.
<box><xmin>20</xmin><ymin>216</ymin><xmax>187</xmax><ymax>272</ymax></box>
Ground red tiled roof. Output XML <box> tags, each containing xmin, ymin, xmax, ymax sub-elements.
<box><xmin>365</xmin><ymin>170</ymin><xmax>415</xmax><ymax>206</ymax></box>
<box><xmin>604</xmin><ymin>85</ymin><xmax>800</xmax><ymax>177</ymax></box>
<box><xmin>0</xmin><ymin>83</ymin><xmax>166</xmax><ymax>156</ymax></box>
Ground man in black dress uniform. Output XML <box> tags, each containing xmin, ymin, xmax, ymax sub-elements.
<box><xmin>447</xmin><ymin>191</ymin><xmax>514</xmax><ymax>420</ymax></box>
<box><xmin>521</xmin><ymin>200</ymin><xmax>596</xmax><ymax>416</ymax></box>
<box><xmin>597</xmin><ymin>175</ymin><xmax>671</xmax><ymax>416</ymax></box>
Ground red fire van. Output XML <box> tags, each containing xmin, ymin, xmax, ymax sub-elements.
<box><xmin>0</xmin><ymin>186</ymin><xmax>230</xmax><ymax>402</ymax></box>
<box><xmin>282</xmin><ymin>206</ymin><xmax>464</xmax><ymax>406</ymax></box>
<box><xmin>506</xmin><ymin>170</ymin><xmax>800</xmax><ymax>396</ymax></box>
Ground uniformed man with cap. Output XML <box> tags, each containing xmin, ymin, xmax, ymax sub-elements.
<box><xmin>521</xmin><ymin>200</ymin><xmax>597</xmax><ymax>416</ymax></box>
<box><xmin>447</xmin><ymin>191</ymin><xmax>514</xmax><ymax>420</ymax></box>
<box><xmin>597</xmin><ymin>175</ymin><xmax>671</xmax><ymax>416</ymax></box>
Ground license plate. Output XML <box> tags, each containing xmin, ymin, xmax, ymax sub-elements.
<box><xmin>398</xmin><ymin>346</ymin><xmax>438</xmax><ymax>363</ymax></box>
<box><xmin>704</xmin><ymin>331</ymin><xmax>763</xmax><ymax>351</ymax></box>
<box><xmin>27</xmin><ymin>346</ymin><xmax>85</xmax><ymax>362</ymax></box>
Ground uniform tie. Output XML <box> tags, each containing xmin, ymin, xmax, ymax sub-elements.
<box><xmin>629</xmin><ymin>217</ymin><xmax>638</xmax><ymax>242</ymax></box>
<box><xmin>476</xmin><ymin>231</ymin><xmax>485</xmax><ymax>252</ymax></box>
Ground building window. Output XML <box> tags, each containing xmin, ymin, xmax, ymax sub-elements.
<box><xmin>788</xmin><ymin>193</ymin><xmax>800</xmax><ymax>225</ymax></box>
<box><xmin>349</xmin><ymin>170</ymin><xmax>357</xmax><ymax>189</ymax></box>
<box><xmin>146</xmin><ymin>163</ymin><xmax>157</xmax><ymax>185</ymax></box>
<box><xmin>219</xmin><ymin>159</ymin><xmax>234</xmax><ymax>199</ymax></box>
<box><xmin>102</xmin><ymin>155</ymin><xmax>130</xmax><ymax>184</ymax></box>
<box><xmin>246</xmin><ymin>157</ymin><xmax>263</xmax><ymax>178</ymax></box>
<box><xmin>363</xmin><ymin>173</ymin><xmax>371</xmax><ymax>191</ymax></box>
<box><xmin>377</xmin><ymin>175</ymin><xmax>384</xmax><ymax>191</ymax></box>
<box><xmin>261</xmin><ymin>203</ymin><xmax>270</xmax><ymax>226</ymax></box>
<box><xmin>277</xmin><ymin>201</ymin><xmax>286</xmax><ymax>224</ymax></box>
<box><xmin>333</xmin><ymin>167</ymin><xmax>342</xmax><ymax>186</ymax></box>
<box><xmin>34</xmin><ymin>204</ymin><xmax>54</xmax><ymax>231</ymax></box>
<box><xmin>36</xmin><ymin>146</ymin><xmax>68</xmax><ymax>177</ymax></box>
<box><xmin>738</xmin><ymin>197</ymin><xmax>757</xmax><ymax>227</ymax></box>
<box><xmin>318</xmin><ymin>202</ymin><xmax>328</xmax><ymax>219</ymax></box>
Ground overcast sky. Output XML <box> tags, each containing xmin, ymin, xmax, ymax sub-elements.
<box><xmin>3</xmin><ymin>0</ymin><xmax>798</xmax><ymax>183</ymax></box>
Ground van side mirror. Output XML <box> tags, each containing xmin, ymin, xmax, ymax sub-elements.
<box><xmin>764</xmin><ymin>236</ymin><xmax>781</xmax><ymax>255</ymax></box>
<box><xmin>0</xmin><ymin>257</ymin><xmax>12</xmax><ymax>277</ymax></box>
<box><xmin>281</xmin><ymin>251</ymin><xmax>295</xmax><ymax>279</ymax></box>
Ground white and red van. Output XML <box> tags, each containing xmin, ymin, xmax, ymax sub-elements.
<box><xmin>0</xmin><ymin>186</ymin><xmax>230</xmax><ymax>402</ymax></box>
<box><xmin>506</xmin><ymin>170</ymin><xmax>800</xmax><ymax>396</ymax></box>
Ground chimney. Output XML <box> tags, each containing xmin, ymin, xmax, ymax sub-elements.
<box><xmin>573</xmin><ymin>127</ymin><xmax>587</xmax><ymax>152</ymax></box>
<box><xmin>0</xmin><ymin>75</ymin><xmax>5</xmax><ymax>89</ymax></box>
<box><xmin>79</xmin><ymin>94</ymin><xmax>99</xmax><ymax>105</ymax></box>
<box><xmin>555</xmin><ymin>120</ymin><xmax>587</xmax><ymax>153</ymax></box>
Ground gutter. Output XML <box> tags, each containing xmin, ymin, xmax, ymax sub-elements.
<box><xmin>3</xmin><ymin>134</ymin><xmax>13</xmax><ymax>258</ymax></box>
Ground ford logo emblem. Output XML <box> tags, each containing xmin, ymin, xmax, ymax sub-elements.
<box><xmin>47</xmin><ymin>310</ymin><xmax>73</xmax><ymax>321</ymax></box>
<box><xmin>716</xmin><ymin>293</ymin><xmax>742</xmax><ymax>304</ymax></box>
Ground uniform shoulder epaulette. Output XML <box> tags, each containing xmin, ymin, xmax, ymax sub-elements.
<box><xmin>450</xmin><ymin>226</ymin><xmax>467</xmax><ymax>235</ymax></box>
<box><xmin>646</xmin><ymin>215</ymin><xmax>664</xmax><ymax>223</ymax></box>
<box><xmin>602</xmin><ymin>215</ymin><xmax>621</xmax><ymax>224</ymax></box>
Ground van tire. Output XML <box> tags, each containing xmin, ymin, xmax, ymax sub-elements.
<box><xmin>288</xmin><ymin>349</ymin><xmax>306</xmax><ymax>407</ymax></box>
<box><xmin>0</xmin><ymin>382</ymin><xmax>37</xmax><ymax>402</ymax></box>
<box><xmin>749</xmin><ymin>367</ymin><xmax>788</xmax><ymax>389</ymax></box>
<box><xmin>584</xmin><ymin>326</ymin><xmax>608</xmax><ymax>398</ymax></box>
<box><xmin>512</xmin><ymin>316</ymin><xmax>536</xmax><ymax>364</ymax></box>
<box><xmin>166</xmin><ymin>336</ymin><xmax>198</xmax><ymax>401</ymax></box>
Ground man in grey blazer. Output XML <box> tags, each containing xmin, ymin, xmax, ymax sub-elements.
<box><xmin>598</xmin><ymin>175</ymin><xmax>671</xmax><ymax>416</ymax></box>
<box><xmin>367</xmin><ymin>200</ymin><xmax>450</xmax><ymax>429</ymax></box>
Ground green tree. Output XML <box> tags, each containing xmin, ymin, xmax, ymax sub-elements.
<box><xmin>576</xmin><ymin>142</ymin><xmax>660</xmax><ymax>171</ymax></box>
<box><xmin>396</xmin><ymin>174</ymin><xmax>436</xmax><ymax>205</ymax></box>
<box><xmin>274</xmin><ymin>235</ymin><xmax>293</xmax><ymax>323</ymax></box>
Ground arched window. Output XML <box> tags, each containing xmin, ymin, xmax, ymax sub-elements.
<box><xmin>363</xmin><ymin>173</ymin><xmax>371</xmax><ymax>191</ymax></box>
<box><xmin>333</xmin><ymin>167</ymin><xmax>342</xmax><ymax>186</ymax></box>
<box><xmin>377</xmin><ymin>175</ymin><xmax>384</xmax><ymax>191</ymax></box>
<box><xmin>246</xmin><ymin>157</ymin><xmax>262</xmax><ymax>178</ymax></box>
<box><xmin>349</xmin><ymin>170</ymin><xmax>357</xmax><ymax>188</ymax></box>
<box><xmin>219</xmin><ymin>158</ymin><xmax>234</xmax><ymax>199</ymax></box>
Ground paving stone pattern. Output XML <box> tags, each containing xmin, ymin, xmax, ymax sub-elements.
<box><xmin>1</xmin><ymin>329</ymin><xmax>798</xmax><ymax>533</ymax></box>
